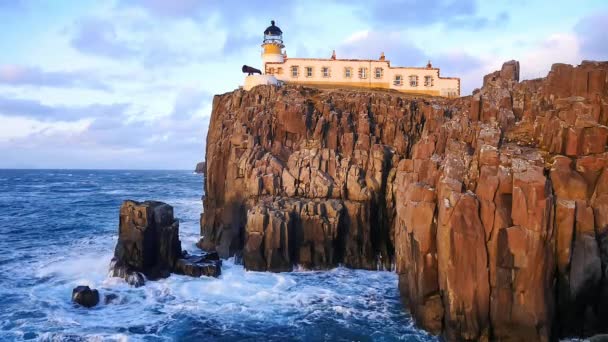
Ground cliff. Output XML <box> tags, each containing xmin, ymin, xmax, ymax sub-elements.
<box><xmin>200</xmin><ymin>60</ymin><xmax>608</xmax><ymax>341</ymax></box>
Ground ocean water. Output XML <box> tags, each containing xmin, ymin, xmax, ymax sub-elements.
<box><xmin>0</xmin><ymin>169</ymin><xmax>437</xmax><ymax>341</ymax></box>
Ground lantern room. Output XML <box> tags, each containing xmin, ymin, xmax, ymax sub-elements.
<box><xmin>261</xmin><ymin>20</ymin><xmax>285</xmax><ymax>65</ymax></box>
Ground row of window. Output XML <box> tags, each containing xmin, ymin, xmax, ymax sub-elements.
<box><xmin>286</xmin><ymin>66</ymin><xmax>434</xmax><ymax>87</ymax></box>
<box><xmin>394</xmin><ymin>75</ymin><xmax>434</xmax><ymax>87</ymax></box>
<box><xmin>290</xmin><ymin>66</ymin><xmax>380</xmax><ymax>79</ymax></box>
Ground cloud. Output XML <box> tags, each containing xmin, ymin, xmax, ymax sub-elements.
<box><xmin>446</xmin><ymin>11</ymin><xmax>510</xmax><ymax>30</ymax></box>
<box><xmin>0</xmin><ymin>115</ymin><xmax>91</xmax><ymax>142</ymax></box>
<box><xmin>518</xmin><ymin>33</ymin><xmax>581</xmax><ymax>80</ymax></box>
<box><xmin>70</xmin><ymin>17</ymin><xmax>136</xmax><ymax>59</ymax></box>
<box><xmin>431</xmin><ymin>52</ymin><xmax>484</xmax><ymax>75</ymax></box>
<box><xmin>170</xmin><ymin>88</ymin><xmax>212</xmax><ymax>119</ymax></box>
<box><xmin>0</xmin><ymin>65</ymin><xmax>111</xmax><ymax>90</ymax></box>
<box><xmin>125</xmin><ymin>0</ymin><xmax>206</xmax><ymax>18</ymax></box>
<box><xmin>575</xmin><ymin>11</ymin><xmax>608</xmax><ymax>61</ymax></box>
<box><xmin>223</xmin><ymin>33</ymin><xmax>260</xmax><ymax>56</ymax></box>
<box><xmin>123</xmin><ymin>0</ymin><xmax>295</xmax><ymax>21</ymax></box>
<box><xmin>68</xmin><ymin>13</ymin><xmax>225</xmax><ymax>68</ymax></box>
<box><xmin>340</xmin><ymin>0</ymin><xmax>476</xmax><ymax>28</ymax></box>
<box><xmin>339</xmin><ymin>31</ymin><xmax>425</xmax><ymax>65</ymax></box>
<box><xmin>449</xmin><ymin>32</ymin><xmax>585</xmax><ymax>95</ymax></box>
<box><xmin>0</xmin><ymin>109</ymin><xmax>210</xmax><ymax>169</ymax></box>
<box><xmin>0</xmin><ymin>95</ymin><xmax>129</xmax><ymax>121</ymax></box>
<box><xmin>429</xmin><ymin>52</ymin><xmax>485</xmax><ymax>94</ymax></box>
<box><xmin>0</xmin><ymin>85</ymin><xmax>211</xmax><ymax>169</ymax></box>
<box><xmin>87</xmin><ymin>114</ymin><xmax>208</xmax><ymax>150</ymax></box>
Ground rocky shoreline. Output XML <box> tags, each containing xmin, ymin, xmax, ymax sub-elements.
<box><xmin>198</xmin><ymin>60</ymin><xmax>608</xmax><ymax>341</ymax></box>
<box><xmin>73</xmin><ymin>200</ymin><xmax>221</xmax><ymax>308</ymax></box>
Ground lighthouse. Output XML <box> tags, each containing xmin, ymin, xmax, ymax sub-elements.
<box><xmin>262</xmin><ymin>20</ymin><xmax>285</xmax><ymax>67</ymax></box>
<box><xmin>242</xmin><ymin>20</ymin><xmax>283</xmax><ymax>91</ymax></box>
<box><xmin>243</xmin><ymin>20</ymin><xmax>461</xmax><ymax>96</ymax></box>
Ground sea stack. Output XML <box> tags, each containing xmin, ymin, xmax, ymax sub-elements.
<box><xmin>110</xmin><ymin>200</ymin><xmax>221</xmax><ymax>284</ymax></box>
<box><xmin>110</xmin><ymin>200</ymin><xmax>182</xmax><ymax>281</ymax></box>
<box><xmin>195</xmin><ymin>161</ymin><xmax>205</xmax><ymax>174</ymax></box>
<box><xmin>199</xmin><ymin>60</ymin><xmax>608</xmax><ymax>340</ymax></box>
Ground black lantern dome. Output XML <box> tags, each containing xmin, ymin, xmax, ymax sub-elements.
<box><xmin>264</xmin><ymin>20</ymin><xmax>282</xmax><ymax>35</ymax></box>
<box><xmin>263</xmin><ymin>20</ymin><xmax>283</xmax><ymax>45</ymax></box>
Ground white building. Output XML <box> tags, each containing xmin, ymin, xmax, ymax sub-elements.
<box><xmin>244</xmin><ymin>21</ymin><xmax>460</xmax><ymax>98</ymax></box>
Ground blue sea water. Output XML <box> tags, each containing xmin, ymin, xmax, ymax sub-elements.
<box><xmin>0</xmin><ymin>169</ymin><xmax>437</xmax><ymax>341</ymax></box>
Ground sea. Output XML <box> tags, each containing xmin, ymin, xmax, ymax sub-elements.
<box><xmin>0</xmin><ymin>169</ymin><xmax>438</xmax><ymax>341</ymax></box>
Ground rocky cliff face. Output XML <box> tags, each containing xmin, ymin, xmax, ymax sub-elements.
<box><xmin>200</xmin><ymin>60</ymin><xmax>608</xmax><ymax>340</ymax></box>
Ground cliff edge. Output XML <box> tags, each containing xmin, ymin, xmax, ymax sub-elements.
<box><xmin>200</xmin><ymin>60</ymin><xmax>608</xmax><ymax>341</ymax></box>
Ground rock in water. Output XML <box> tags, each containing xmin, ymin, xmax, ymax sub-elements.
<box><xmin>110</xmin><ymin>200</ymin><xmax>182</xmax><ymax>281</ymax></box>
<box><xmin>174</xmin><ymin>251</ymin><xmax>221</xmax><ymax>277</ymax></box>
<box><xmin>199</xmin><ymin>59</ymin><xmax>608</xmax><ymax>340</ymax></box>
<box><xmin>72</xmin><ymin>286</ymin><xmax>99</xmax><ymax>308</ymax></box>
<box><xmin>109</xmin><ymin>200</ymin><xmax>221</xmax><ymax>284</ymax></box>
<box><xmin>194</xmin><ymin>161</ymin><xmax>206</xmax><ymax>174</ymax></box>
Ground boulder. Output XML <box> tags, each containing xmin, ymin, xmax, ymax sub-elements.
<box><xmin>72</xmin><ymin>286</ymin><xmax>99</xmax><ymax>308</ymax></box>
<box><xmin>174</xmin><ymin>251</ymin><xmax>222</xmax><ymax>277</ymax></box>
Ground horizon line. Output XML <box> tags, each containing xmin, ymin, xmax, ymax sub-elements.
<box><xmin>0</xmin><ymin>168</ymin><xmax>198</xmax><ymax>171</ymax></box>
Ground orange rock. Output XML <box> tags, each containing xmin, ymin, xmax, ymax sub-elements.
<box><xmin>437</xmin><ymin>191</ymin><xmax>490</xmax><ymax>341</ymax></box>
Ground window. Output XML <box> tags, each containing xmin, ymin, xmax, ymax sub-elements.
<box><xmin>374</xmin><ymin>67</ymin><xmax>383</xmax><ymax>79</ymax></box>
<box><xmin>344</xmin><ymin>67</ymin><xmax>352</xmax><ymax>78</ymax></box>
<box><xmin>394</xmin><ymin>75</ymin><xmax>403</xmax><ymax>86</ymax></box>
<box><xmin>424</xmin><ymin>76</ymin><xmax>433</xmax><ymax>87</ymax></box>
<box><xmin>358</xmin><ymin>67</ymin><xmax>368</xmax><ymax>79</ymax></box>
<box><xmin>322</xmin><ymin>67</ymin><xmax>330</xmax><ymax>78</ymax></box>
<box><xmin>409</xmin><ymin>75</ymin><xmax>418</xmax><ymax>87</ymax></box>
<box><xmin>291</xmin><ymin>66</ymin><xmax>299</xmax><ymax>78</ymax></box>
<box><xmin>305</xmin><ymin>66</ymin><xmax>313</xmax><ymax>77</ymax></box>
<box><xmin>277</xmin><ymin>67</ymin><xmax>283</xmax><ymax>75</ymax></box>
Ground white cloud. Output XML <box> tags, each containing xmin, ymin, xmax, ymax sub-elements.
<box><xmin>339</xmin><ymin>30</ymin><xmax>425</xmax><ymax>65</ymax></box>
<box><xmin>517</xmin><ymin>33</ymin><xmax>581</xmax><ymax>80</ymax></box>
<box><xmin>0</xmin><ymin>115</ymin><xmax>91</xmax><ymax>142</ymax></box>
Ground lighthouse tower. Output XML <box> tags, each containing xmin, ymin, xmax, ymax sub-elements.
<box><xmin>261</xmin><ymin>20</ymin><xmax>284</xmax><ymax>70</ymax></box>
<box><xmin>243</xmin><ymin>20</ymin><xmax>283</xmax><ymax>91</ymax></box>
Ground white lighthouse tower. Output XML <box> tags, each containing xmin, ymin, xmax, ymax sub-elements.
<box><xmin>261</xmin><ymin>20</ymin><xmax>285</xmax><ymax>68</ymax></box>
<box><xmin>243</xmin><ymin>20</ymin><xmax>282</xmax><ymax>91</ymax></box>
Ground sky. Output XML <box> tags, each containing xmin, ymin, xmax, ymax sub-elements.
<box><xmin>0</xmin><ymin>0</ymin><xmax>606</xmax><ymax>170</ymax></box>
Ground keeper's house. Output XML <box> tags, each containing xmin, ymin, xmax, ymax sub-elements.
<box><xmin>244</xmin><ymin>20</ymin><xmax>460</xmax><ymax>98</ymax></box>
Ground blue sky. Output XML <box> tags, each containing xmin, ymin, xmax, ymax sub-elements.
<box><xmin>0</xmin><ymin>0</ymin><xmax>606</xmax><ymax>169</ymax></box>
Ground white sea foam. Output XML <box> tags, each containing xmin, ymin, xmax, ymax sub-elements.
<box><xmin>26</xmin><ymin>236</ymin><xmax>416</xmax><ymax>340</ymax></box>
